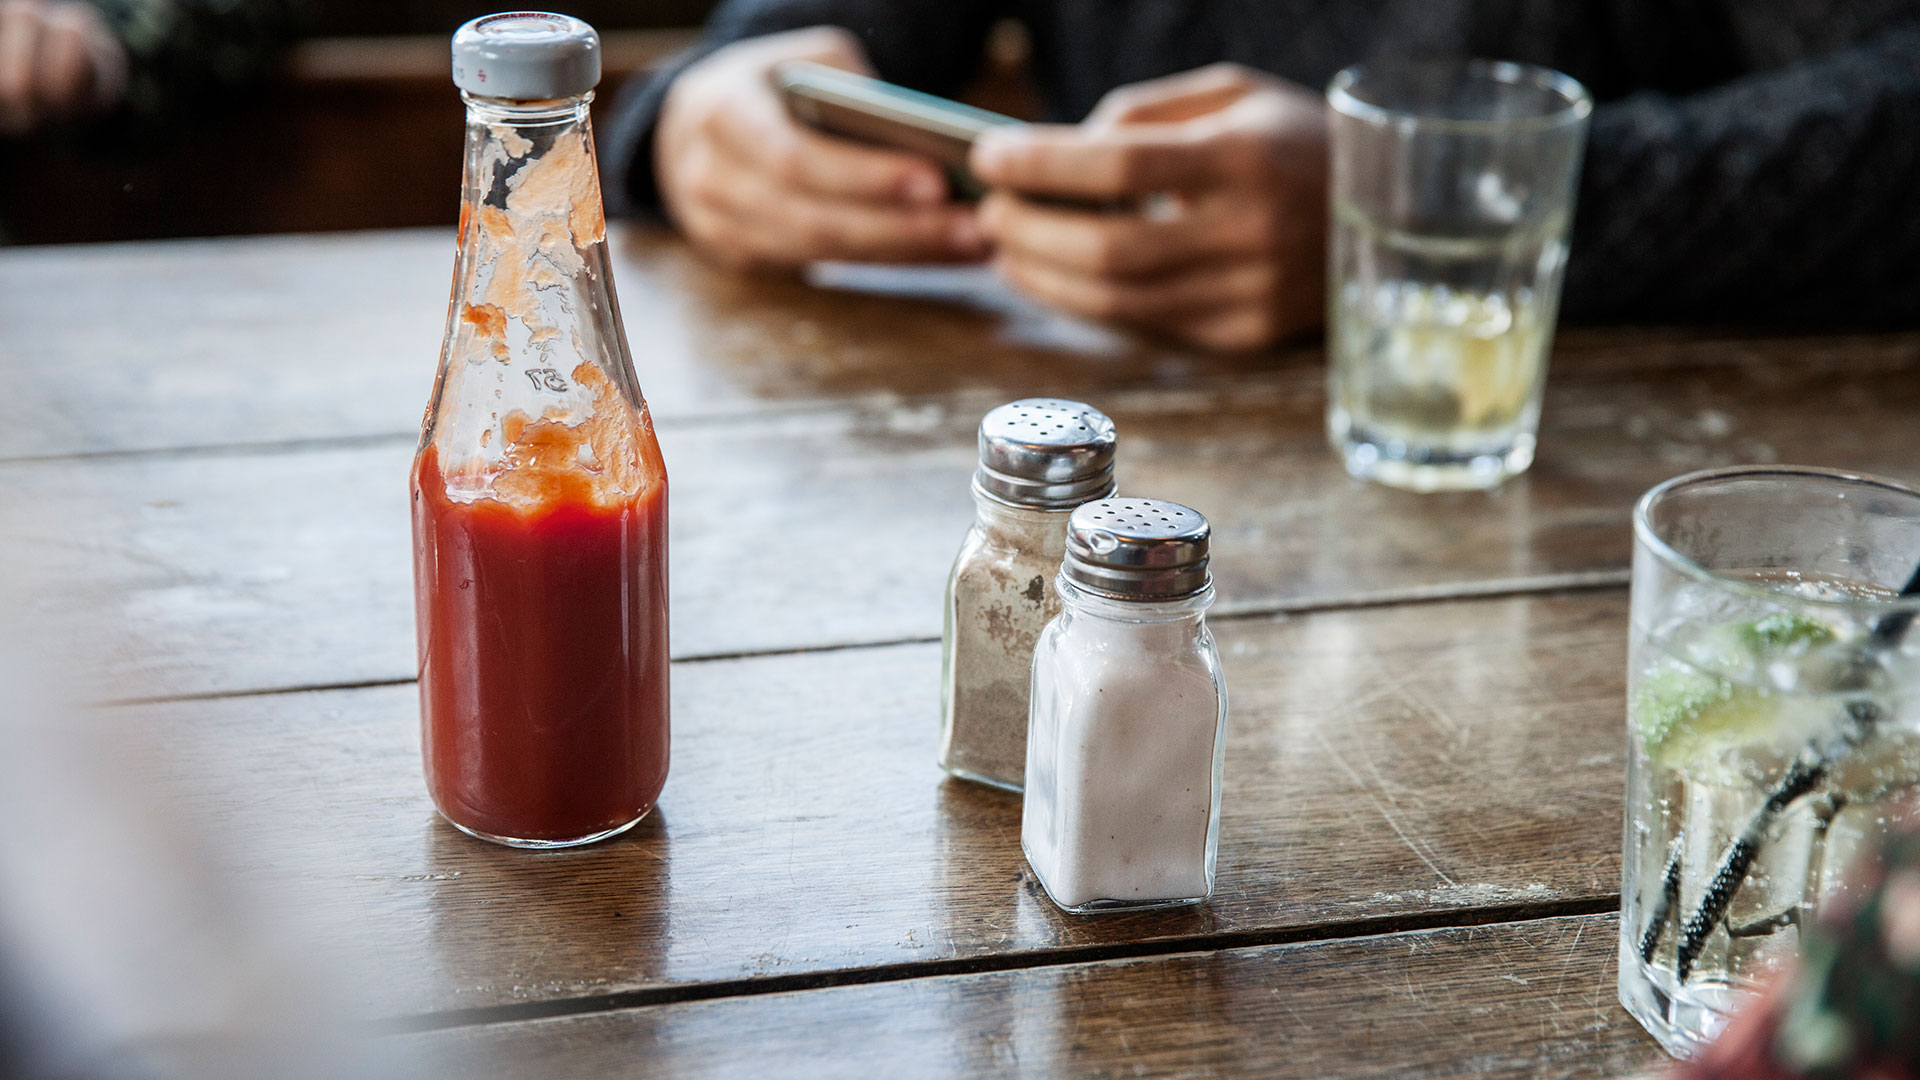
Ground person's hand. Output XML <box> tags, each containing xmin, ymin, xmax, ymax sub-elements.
<box><xmin>971</xmin><ymin>64</ymin><xmax>1328</xmax><ymax>352</ymax></box>
<box><xmin>654</xmin><ymin>26</ymin><xmax>987</xmax><ymax>271</ymax></box>
<box><xmin>0</xmin><ymin>0</ymin><xmax>126</xmax><ymax>136</ymax></box>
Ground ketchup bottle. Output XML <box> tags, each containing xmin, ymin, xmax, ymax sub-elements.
<box><xmin>411</xmin><ymin>13</ymin><xmax>668</xmax><ymax>848</ymax></box>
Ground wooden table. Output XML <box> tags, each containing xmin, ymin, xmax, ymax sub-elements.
<box><xmin>4</xmin><ymin>224</ymin><xmax>1916</xmax><ymax>1076</ymax></box>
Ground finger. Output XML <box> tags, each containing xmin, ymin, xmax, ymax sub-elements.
<box><xmin>980</xmin><ymin>190</ymin><xmax>1280</xmax><ymax>279</ymax></box>
<box><xmin>695</xmin><ymin>140</ymin><xmax>985</xmax><ymax>263</ymax></box>
<box><xmin>1171</xmin><ymin>307</ymin><xmax>1286</xmax><ymax>352</ymax></box>
<box><xmin>656</xmin><ymin>142</ymin><xmax>766</xmax><ymax>269</ymax></box>
<box><xmin>33</xmin><ymin>18</ymin><xmax>88</xmax><ymax>111</ymax></box>
<box><xmin>670</xmin><ymin>192</ymin><xmax>774</xmax><ymax>272</ymax></box>
<box><xmin>996</xmin><ymin>252</ymin><xmax>1279</xmax><ymax>324</ymax></box>
<box><xmin>739</xmin><ymin>24</ymin><xmax>875</xmax><ymax>76</ymax></box>
<box><xmin>1086</xmin><ymin>63</ymin><xmax>1261</xmax><ymax>127</ymax></box>
<box><xmin>711</xmin><ymin>88</ymin><xmax>949</xmax><ymax>205</ymax></box>
<box><xmin>972</xmin><ymin>120</ymin><xmax>1257</xmax><ymax>200</ymax></box>
<box><xmin>0</xmin><ymin>1</ymin><xmax>47</xmax><ymax>126</ymax></box>
<box><xmin>1169</xmin><ymin>262</ymin><xmax>1323</xmax><ymax>351</ymax></box>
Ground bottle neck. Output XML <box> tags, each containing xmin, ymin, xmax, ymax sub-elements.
<box><xmin>427</xmin><ymin>84</ymin><xmax>647</xmax><ymax>486</ymax></box>
<box><xmin>972</xmin><ymin>480</ymin><xmax>1074</xmax><ymax>535</ymax></box>
<box><xmin>456</xmin><ymin>92</ymin><xmax>603</xmax><ymax>245</ymax></box>
<box><xmin>1055</xmin><ymin>574</ymin><xmax>1215</xmax><ymax>625</ymax></box>
<box><xmin>462</xmin><ymin>91</ymin><xmax>593</xmax><ymax>131</ymax></box>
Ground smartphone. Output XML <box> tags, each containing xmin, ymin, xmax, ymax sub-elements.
<box><xmin>774</xmin><ymin>60</ymin><xmax>1021</xmax><ymax>197</ymax></box>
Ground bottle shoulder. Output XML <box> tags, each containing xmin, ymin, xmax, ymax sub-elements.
<box><xmin>1037</xmin><ymin>610</ymin><xmax>1222</xmax><ymax>687</ymax></box>
<box><xmin>425</xmin><ymin>106</ymin><xmax>663</xmax><ymax>509</ymax></box>
<box><xmin>952</xmin><ymin>503</ymin><xmax>1069</xmax><ymax>576</ymax></box>
<box><xmin>970</xmin><ymin>499</ymin><xmax>1074</xmax><ymax>549</ymax></box>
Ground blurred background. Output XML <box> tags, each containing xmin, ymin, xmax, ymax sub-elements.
<box><xmin>4</xmin><ymin>2</ymin><xmax>701</xmax><ymax>244</ymax></box>
<box><xmin>2</xmin><ymin>1</ymin><xmax>1036</xmax><ymax>245</ymax></box>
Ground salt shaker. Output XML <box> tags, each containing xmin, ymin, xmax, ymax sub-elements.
<box><xmin>940</xmin><ymin>399</ymin><xmax>1118</xmax><ymax>791</ymax></box>
<box><xmin>1023</xmin><ymin>498</ymin><xmax>1228</xmax><ymax>913</ymax></box>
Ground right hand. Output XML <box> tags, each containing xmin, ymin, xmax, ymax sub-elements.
<box><xmin>654</xmin><ymin>26</ymin><xmax>988</xmax><ymax>271</ymax></box>
<box><xmin>971</xmin><ymin>64</ymin><xmax>1328</xmax><ymax>352</ymax></box>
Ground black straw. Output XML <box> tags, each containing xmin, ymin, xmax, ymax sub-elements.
<box><xmin>1674</xmin><ymin>754</ymin><xmax>1828</xmax><ymax>980</ymax></box>
<box><xmin>1669</xmin><ymin>562</ymin><xmax>1920</xmax><ymax>983</ymax></box>
<box><xmin>1638</xmin><ymin>840</ymin><xmax>1683</xmax><ymax>963</ymax></box>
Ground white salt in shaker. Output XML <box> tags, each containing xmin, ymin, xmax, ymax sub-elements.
<box><xmin>1023</xmin><ymin>498</ymin><xmax>1227</xmax><ymax>913</ymax></box>
<box><xmin>940</xmin><ymin>399</ymin><xmax>1118</xmax><ymax>791</ymax></box>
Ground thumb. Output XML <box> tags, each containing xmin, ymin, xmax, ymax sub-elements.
<box><xmin>1086</xmin><ymin>63</ymin><xmax>1265</xmax><ymax>126</ymax></box>
<box><xmin>750</xmin><ymin>25</ymin><xmax>876</xmax><ymax>77</ymax></box>
<box><xmin>973</xmin><ymin>120</ymin><xmax>1247</xmax><ymax>201</ymax></box>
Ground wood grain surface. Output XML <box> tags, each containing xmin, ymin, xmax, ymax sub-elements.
<box><xmin>118</xmin><ymin>590</ymin><xmax>1626</xmax><ymax>1020</ymax></box>
<box><xmin>396</xmin><ymin>914</ymin><xmax>1660</xmax><ymax>1079</ymax></box>
<box><xmin>5</xmin><ymin>355</ymin><xmax>1914</xmax><ymax>700</ymax></box>
<box><xmin>6</xmin><ymin>224</ymin><xmax>1915</xmax><ymax>461</ymax></box>
<box><xmin>10</xmin><ymin>228</ymin><xmax>1912</xmax><ymax>1073</ymax></box>
<box><xmin>0</xmin><ymin>227</ymin><xmax>1274</xmax><ymax>460</ymax></box>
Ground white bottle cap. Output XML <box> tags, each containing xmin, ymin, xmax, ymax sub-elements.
<box><xmin>452</xmin><ymin>12</ymin><xmax>601</xmax><ymax>100</ymax></box>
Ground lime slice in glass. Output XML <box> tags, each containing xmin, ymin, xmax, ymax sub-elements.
<box><xmin>1735</xmin><ymin>612</ymin><xmax>1836</xmax><ymax>655</ymax></box>
<box><xmin>1634</xmin><ymin>663</ymin><xmax>1766</xmax><ymax>768</ymax></box>
<box><xmin>1634</xmin><ymin>613</ymin><xmax>1836</xmax><ymax>780</ymax></box>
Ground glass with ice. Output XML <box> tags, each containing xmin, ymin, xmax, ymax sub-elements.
<box><xmin>1325</xmin><ymin>61</ymin><xmax>1590</xmax><ymax>491</ymax></box>
<box><xmin>1621</xmin><ymin>466</ymin><xmax>1920</xmax><ymax>1056</ymax></box>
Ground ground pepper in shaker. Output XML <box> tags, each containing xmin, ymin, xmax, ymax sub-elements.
<box><xmin>940</xmin><ymin>399</ymin><xmax>1118</xmax><ymax>791</ymax></box>
<box><xmin>1023</xmin><ymin>498</ymin><xmax>1228</xmax><ymax>913</ymax></box>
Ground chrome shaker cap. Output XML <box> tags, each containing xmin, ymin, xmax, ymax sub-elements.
<box><xmin>453</xmin><ymin>12</ymin><xmax>601</xmax><ymax>99</ymax></box>
<box><xmin>974</xmin><ymin>399</ymin><xmax>1117</xmax><ymax>509</ymax></box>
<box><xmin>1064</xmin><ymin>498</ymin><xmax>1211</xmax><ymax>600</ymax></box>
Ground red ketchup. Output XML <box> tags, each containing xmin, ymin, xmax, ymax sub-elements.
<box><xmin>411</xmin><ymin>413</ymin><xmax>669</xmax><ymax>846</ymax></box>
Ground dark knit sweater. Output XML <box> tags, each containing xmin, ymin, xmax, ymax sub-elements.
<box><xmin>602</xmin><ymin>0</ymin><xmax>1920</xmax><ymax>326</ymax></box>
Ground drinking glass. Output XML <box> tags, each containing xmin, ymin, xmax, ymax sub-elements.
<box><xmin>1621</xmin><ymin>466</ymin><xmax>1920</xmax><ymax>1056</ymax></box>
<box><xmin>1325</xmin><ymin>60</ymin><xmax>1590</xmax><ymax>491</ymax></box>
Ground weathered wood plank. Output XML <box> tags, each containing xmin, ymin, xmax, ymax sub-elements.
<box><xmin>5</xmin><ymin>356</ymin><xmax>1913</xmax><ymax>700</ymax></box>
<box><xmin>5</xmin><ymin>225</ymin><xmax>1913</xmax><ymax>460</ymax></box>
<box><xmin>121</xmin><ymin>591</ymin><xmax>1628</xmax><ymax>1019</ymax></box>
<box><xmin>398</xmin><ymin>914</ymin><xmax>1659</xmax><ymax>1079</ymax></box>
<box><xmin>0</xmin><ymin>226</ymin><xmax>1282</xmax><ymax>460</ymax></box>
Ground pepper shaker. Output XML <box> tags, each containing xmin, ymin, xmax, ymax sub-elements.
<box><xmin>1023</xmin><ymin>498</ymin><xmax>1228</xmax><ymax>912</ymax></box>
<box><xmin>940</xmin><ymin>399</ymin><xmax>1117</xmax><ymax>791</ymax></box>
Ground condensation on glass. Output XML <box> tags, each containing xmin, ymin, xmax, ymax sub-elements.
<box><xmin>1621</xmin><ymin>467</ymin><xmax>1920</xmax><ymax>1055</ymax></box>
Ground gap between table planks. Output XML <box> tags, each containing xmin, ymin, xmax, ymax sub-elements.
<box><xmin>8</xmin><ymin>229</ymin><xmax>1908</xmax><ymax>1070</ymax></box>
<box><xmin>7</xmin><ymin>228</ymin><xmax>1904</xmax><ymax>1068</ymax></box>
<box><xmin>3</xmin><ymin>353</ymin><xmax>1914</xmax><ymax>703</ymax></box>
<box><xmin>390</xmin><ymin>914</ymin><xmax>1660</xmax><ymax>1079</ymax></box>
<box><xmin>108</xmin><ymin>590</ymin><xmax>1628</xmax><ymax>1022</ymax></box>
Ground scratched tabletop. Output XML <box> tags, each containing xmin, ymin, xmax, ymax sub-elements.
<box><xmin>5</xmin><ymin>223</ymin><xmax>1917</xmax><ymax>1077</ymax></box>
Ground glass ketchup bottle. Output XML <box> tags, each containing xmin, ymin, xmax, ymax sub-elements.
<box><xmin>412</xmin><ymin>12</ymin><xmax>668</xmax><ymax>848</ymax></box>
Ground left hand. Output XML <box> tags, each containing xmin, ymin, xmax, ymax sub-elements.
<box><xmin>0</xmin><ymin>0</ymin><xmax>126</xmax><ymax>136</ymax></box>
<box><xmin>970</xmin><ymin>64</ymin><xmax>1328</xmax><ymax>352</ymax></box>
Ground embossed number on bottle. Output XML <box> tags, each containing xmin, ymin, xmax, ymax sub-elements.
<box><xmin>525</xmin><ymin>368</ymin><xmax>570</xmax><ymax>392</ymax></box>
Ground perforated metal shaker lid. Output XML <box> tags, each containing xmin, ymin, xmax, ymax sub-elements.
<box><xmin>975</xmin><ymin>399</ymin><xmax>1117</xmax><ymax>509</ymax></box>
<box><xmin>1064</xmin><ymin>498</ymin><xmax>1211</xmax><ymax>600</ymax></box>
<box><xmin>452</xmin><ymin>12</ymin><xmax>601</xmax><ymax>99</ymax></box>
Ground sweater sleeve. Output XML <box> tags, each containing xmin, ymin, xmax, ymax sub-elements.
<box><xmin>89</xmin><ymin>0</ymin><xmax>304</xmax><ymax>128</ymax></box>
<box><xmin>601</xmin><ymin>0</ymin><xmax>1003</xmax><ymax>218</ymax></box>
<box><xmin>1562</xmin><ymin>20</ymin><xmax>1920</xmax><ymax>326</ymax></box>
